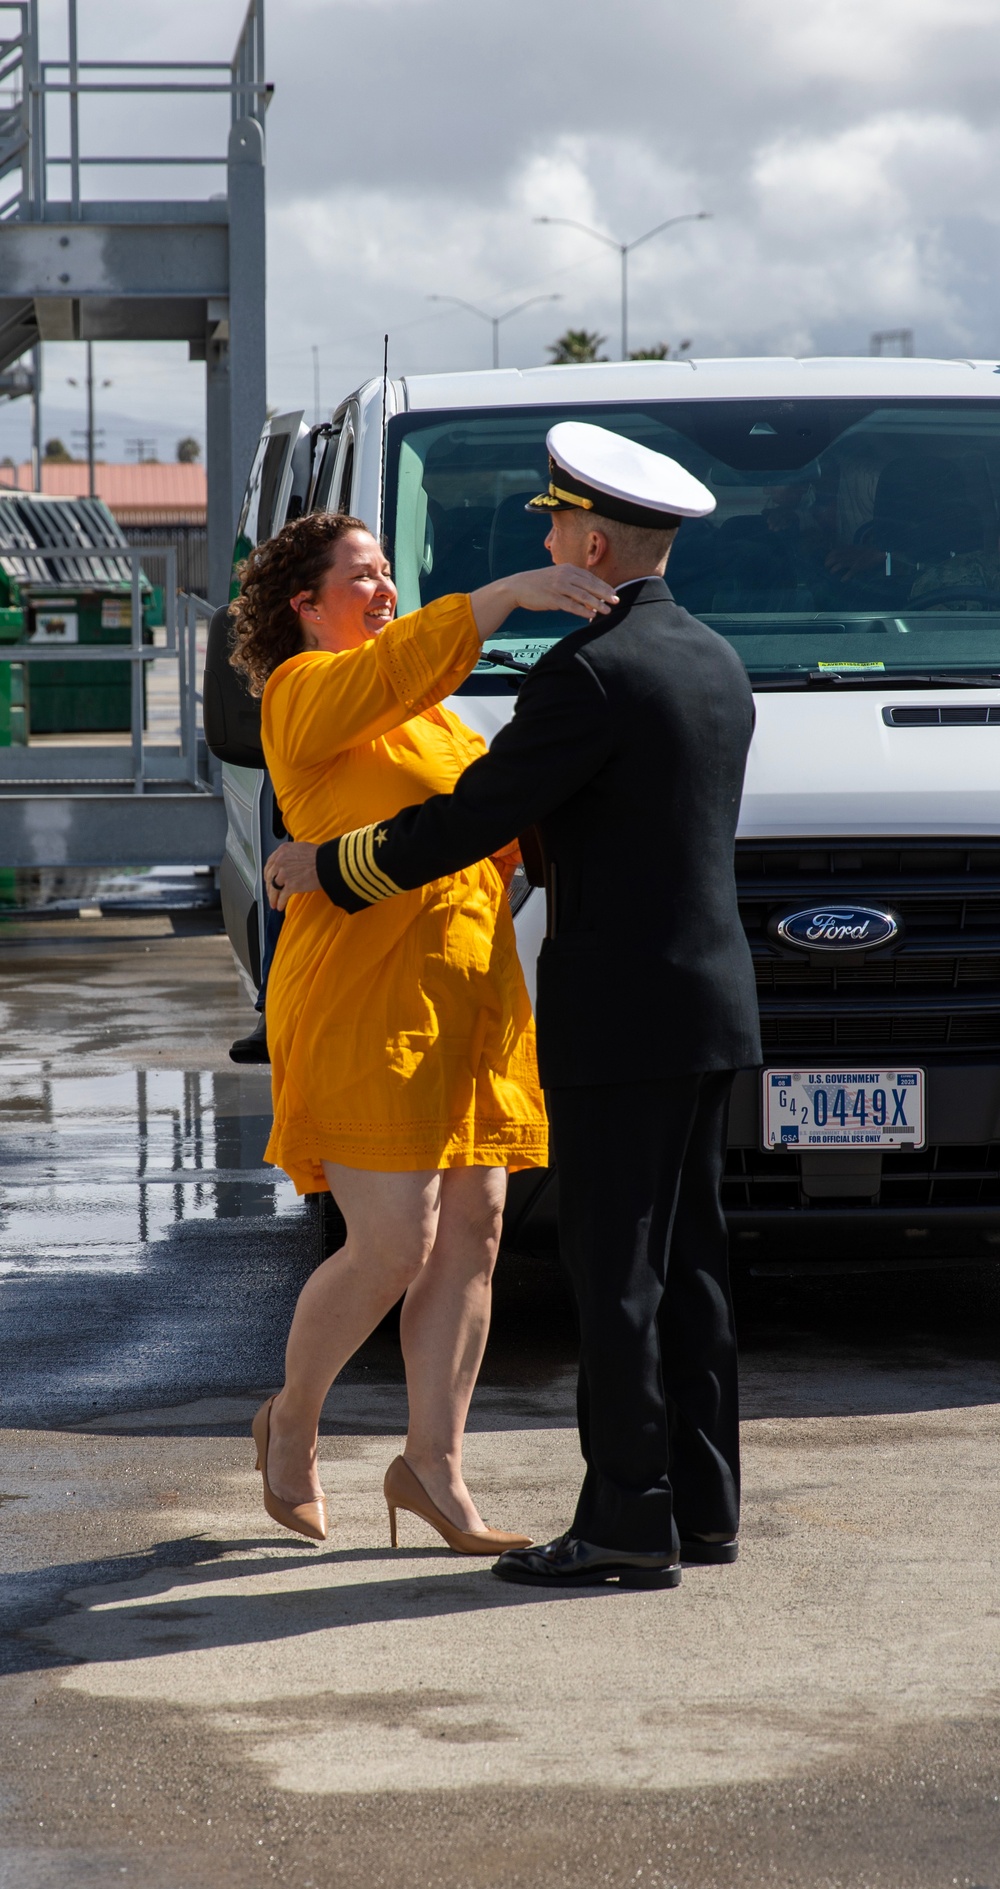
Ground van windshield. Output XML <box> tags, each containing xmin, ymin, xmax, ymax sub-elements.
<box><xmin>384</xmin><ymin>398</ymin><xmax>1000</xmax><ymax>685</ymax></box>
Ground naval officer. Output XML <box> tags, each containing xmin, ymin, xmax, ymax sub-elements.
<box><xmin>265</xmin><ymin>421</ymin><xmax>762</xmax><ymax>1588</ymax></box>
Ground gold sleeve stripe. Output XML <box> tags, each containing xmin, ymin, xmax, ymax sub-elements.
<box><xmin>349</xmin><ymin>827</ymin><xmax>394</xmax><ymax>902</ymax></box>
<box><xmin>338</xmin><ymin>830</ymin><xmax>386</xmax><ymax>905</ymax></box>
<box><xmin>336</xmin><ymin>826</ymin><xmax>407</xmax><ymax>905</ymax></box>
<box><xmin>360</xmin><ymin>825</ymin><xmax>405</xmax><ymax>898</ymax></box>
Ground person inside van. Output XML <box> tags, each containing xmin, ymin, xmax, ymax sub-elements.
<box><xmin>228</xmin><ymin>510</ymin><xmax>617</xmax><ymax>1552</ymax></box>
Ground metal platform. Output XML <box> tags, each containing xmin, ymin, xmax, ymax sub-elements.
<box><xmin>1</xmin><ymin>538</ymin><xmax>224</xmax><ymax>867</ymax></box>
<box><xmin>2</xmin><ymin>788</ymin><xmax>226</xmax><ymax>868</ymax></box>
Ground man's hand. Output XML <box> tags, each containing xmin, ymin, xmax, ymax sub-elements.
<box><xmin>264</xmin><ymin>840</ymin><xmax>320</xmax><ymax>910</ymax></box>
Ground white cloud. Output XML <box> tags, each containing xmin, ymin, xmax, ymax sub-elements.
<box><xmin>753</xmin><ymin>113</ymin><xmax>1000</xmax><ymax>235</ymax></box>
<box><xmin>747</xmin><ymin>0</ymin><xmax>999</xmax><ymax>85</ymax></box>
<box><xmin>4</xmin><ymin>0</ymin><xmax>1000</xmax><ymax>470</ymax></box>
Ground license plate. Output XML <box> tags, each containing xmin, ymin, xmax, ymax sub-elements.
<box><xmin>762</xmin><ymin>1068</ymin><xmax>925</xmax><ymax>1151</ymax></box>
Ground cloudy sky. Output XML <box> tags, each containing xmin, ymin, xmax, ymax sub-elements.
<box><xmin>3</xmin><ymin>0</ymin><xmax>1000</xmax><ymax>466</ymax></box>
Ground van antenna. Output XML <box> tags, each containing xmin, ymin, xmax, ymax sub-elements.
<box><xmin>379</xmin><ymin>334</ymin><xmax>389</xmax><ymax>543</ymax></box>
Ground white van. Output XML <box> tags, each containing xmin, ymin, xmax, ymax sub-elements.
<box><xmin>207</xmin><ymin>357</ymin><xmax>1000</xmax><ymax>1264</ymax></box>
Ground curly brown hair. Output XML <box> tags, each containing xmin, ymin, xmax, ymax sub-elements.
<box><xmin>228</xmin><ymin>511</ymin><xmax>372</xmax><ymax>697</ymax></box>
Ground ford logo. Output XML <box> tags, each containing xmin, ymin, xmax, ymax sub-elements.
<box><xmin>772</xmin><ymin>905</ymin><xmax>900</xmax><ymax>952</ymax></box>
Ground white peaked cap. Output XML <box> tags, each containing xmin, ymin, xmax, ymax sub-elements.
<box><xmin>528</xmin><ymin>420</ymin><xmax>716</xmax><ymax>527</ymax></box>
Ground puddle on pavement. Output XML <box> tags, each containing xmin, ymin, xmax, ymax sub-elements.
<box><xmin>0</xmin><ymin>1061</ymin><xmax>299</xmax><ymax>1277</ymax></box>
<box><xmin>0</xmin><ymin>864</ymin><xmax>219</xmax><ymax>916</ymax></box>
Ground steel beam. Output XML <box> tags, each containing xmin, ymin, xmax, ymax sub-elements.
<box><xmin>0</xmin><ymin>745</ymin><xmax>198</xmax><ymax>782</ymax></box>
<box><xmin>1</xmin><ymin>790</ymin><xmax>227</xmax><ymax>867</ymax></box>
<box><xmin>222</xmin><ymin>116</ymin><xmax>265</xmax><ymax>600</ymax></box>
<box><xmin>2</xmin><ymin>218</ymin><xmax>228</xmax><ymax>298</ymax></box>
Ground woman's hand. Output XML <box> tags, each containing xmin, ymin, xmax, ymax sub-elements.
<box><xmin>505</xmin><ymin>564</ymin><xmax>619</xmax><ymax>617</ymax></box>
<box><xmin>265</xmin><ymin>841</ymin><xmax>320</xmax><ymax>910</ymax></box>
<box><xmin>470</xmin><ymin>565</ymin><xmax>618</xmax><ymax>642</ymax></box>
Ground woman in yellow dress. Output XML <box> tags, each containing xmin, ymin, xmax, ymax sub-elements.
<box><xmin>229</xmin><ymin>510</ymin><xmax>617</xmax><ymax>1553</ymax></box>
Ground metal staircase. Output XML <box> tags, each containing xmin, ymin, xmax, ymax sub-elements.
<box><xmin>0</xmin><ymin>0</ymin><xmax>268</xmax><ymax>871</ymax></box>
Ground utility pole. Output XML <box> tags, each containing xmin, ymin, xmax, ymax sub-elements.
<box><xmin>427</xmin><ymin>293</ymin><xmax>561</xmax><ymax>369</ymax></box>
<box><xmin>68</xmin><ymin>345</ymin><xmax>109</xmax><ymax>486</ymax></box>
<box><xmin>870</xmin><ymin>329</ymin><xmax>914</xmax><ymax>357</ymax></box>
<box><xmin>30</xmin><ymin>344</ymin><xmax>42</xmax><ymax>491</ymax></box>
<box><xmin>311</xmin><ymin>344</ymin><xmax>320</xmax><ymax>423</ymax></box>
<box><xmin>534</xmin><ymin>212</ymin><xmax>711</xmax><ymax>360</ymax></box>
<box><xmin>85</xmin><ymin>340</ymin><xmax>95</xmax><ymax>497</ymax></box>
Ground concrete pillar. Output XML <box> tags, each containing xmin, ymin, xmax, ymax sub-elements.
<box><xmin>204</xmin><ymin>117</ymin><xmax>265</xmax><ymax>607</ymax></box>
<box><xmin>227</xmin><ymin>118</ymin><xmax>266</xmax><ymax>535</ymax></box>
<box><xmin>206</xmin><ymin>333</ymin><xmax>233</xmax><ymax>607</ymax></box>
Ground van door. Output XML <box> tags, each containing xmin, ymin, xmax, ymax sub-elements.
<box><xmin>230</xmin><ymin>410</ymin><xmax>307</xmax><ymax>586</ymax></box>
<box><xmin>217</xmin><ymin>410</ymin><xmax>306</xmax><ymax>997</ymax></box>
<box><xmin>315</xmin><ymin>405</ymin><xmax>359</xmax><ymax>519</ymax></box>
<box><xmin>306</xmin><ymin>405</ymin><xmax>348</xmax><ymax>514</ymax></box>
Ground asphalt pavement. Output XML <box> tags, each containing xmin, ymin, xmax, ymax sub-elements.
<box><xmin>1</xmin><ymin>908</ymin><xmax>999</xmax><ymax>1889</ymax></box>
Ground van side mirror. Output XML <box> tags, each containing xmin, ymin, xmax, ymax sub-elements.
<box><xmin>202</xmin><ymin>604</ymin><xmax>265</xmax><ymax>768</ymax></box>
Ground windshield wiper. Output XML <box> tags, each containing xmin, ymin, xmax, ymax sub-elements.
<box><xmin>479</xmin><ymin>649</ymin><xmax>534</xmax><ymax>675</ymax></box>
<box><xmin>753</xmin><ymin>670</ymin><xmax>1000</xmax><ymax>692</ymax></box>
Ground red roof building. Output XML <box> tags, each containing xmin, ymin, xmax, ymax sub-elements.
<box><xmin>0</xmin><ymin>462</ymin><xmax>206</xmax><ymax>527</ymax></box>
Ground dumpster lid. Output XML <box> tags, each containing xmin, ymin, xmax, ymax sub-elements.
<box><xmin>0</xmin><ymin>492</ymin><xmax>138</xmax><ymax>591</ymax></box>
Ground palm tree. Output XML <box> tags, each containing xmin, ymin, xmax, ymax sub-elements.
<box><xmin>628</xmin><ymin>340</ymin><xmax>692</xmax><ymax>360</ymax></box>
<box><xmin>547</xmin><ymin>328</ymin><xmax>608</xmax><ymax>365</ymax></box>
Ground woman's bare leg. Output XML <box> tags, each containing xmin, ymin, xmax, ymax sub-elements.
<box><xmin>398</xmin><ymin>1166</ymin><xmax>507</xmax><ymax>1533</ymax></box>
<box><xmin>266</xmin><ymin>1164</ymin><xmax>441</xmax><ymax>1507</ymax></box>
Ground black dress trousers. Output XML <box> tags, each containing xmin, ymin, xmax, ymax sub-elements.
<box><xmin>548</xmin><ymin>1071</ymin><xmax>741</xmax><ymax>1554</ymax></box>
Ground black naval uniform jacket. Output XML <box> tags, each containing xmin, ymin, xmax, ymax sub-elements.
<box><xmin>315</xmin><ymin>576</ymin><xmax>762</xmax><ymax>1086</ymax></box>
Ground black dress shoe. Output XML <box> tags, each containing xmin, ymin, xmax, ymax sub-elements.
<box><xmin>229</xmin><ymin>1012</ymin><xmax>270</xmax><ymax>1064</ymax></box>
<box><xmin>678</xmin><ymin>1534</ymin><xmax>739</xmax><ymax>1565</ymax></box>
<box><xmin>492</xmin><ymin>1533</ymin><xmax>681</xmax><ymax>1590</ymax></box>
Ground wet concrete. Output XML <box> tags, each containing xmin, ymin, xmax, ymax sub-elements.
<box><xmin>1</xmin><ymin>910</ymin><xmax>1000</xmax><ymax>1887</ymax></box>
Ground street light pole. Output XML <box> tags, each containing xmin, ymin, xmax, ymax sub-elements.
<box><xmin>30</xmin><ymin>344</ymin><xmax>42</xmax><ymax>491</ymax></box>
<box><xmin>428</xmin><ymin>292</ymin><xmax>562</xmax><ymax>369</ymax></box>
<box><xmin>86</xmin><ymin>340</ymin><xmax>95</xmax><ymax>498</ymax></box>
<box><xmin>533</xmin><ymin>212</ymin><xmax>711</xmax><ymax>360</ymax></box>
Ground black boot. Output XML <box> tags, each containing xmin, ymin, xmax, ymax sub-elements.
<box><xmin>229</xmin><ymin>1011</ymin><xmax>269</xmax><ymax>1064</ymax></box>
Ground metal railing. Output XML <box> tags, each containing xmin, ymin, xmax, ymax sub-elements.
<box><xmin>0</xmin><ymin>542</ymin><xmax>217</xmax><ymax>792</ymax></box>
<box><xmin>0</xmin><ymin>0</ymin><xmax>268</xmax><ymax>220</ymax></box>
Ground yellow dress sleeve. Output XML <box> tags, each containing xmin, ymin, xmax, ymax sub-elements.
<box><xmin>260</xmin><ymin>593</ymin><xmax>481</xmax><ymax>772</ymax></box>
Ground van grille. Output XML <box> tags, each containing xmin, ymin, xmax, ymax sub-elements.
<box><xmin>723</xmin><ymin>1143</ymin><xmax>1000</xmax><ymax>1211</ymax></box>
<box><xmin>738</xmin><ymin>840</ymin><xmax>1000</xmax><ymax>1056</ymax></box>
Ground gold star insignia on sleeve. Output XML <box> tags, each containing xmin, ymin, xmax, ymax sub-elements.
<box><xmin>374</xmin><ymin>827</ymin><xmax>388</xmax><ymax>845</ymax></box>
<box><xmin>337</xmin><ymin>825</ymin><xmax>404</xmax><ymax>903</ymax></box>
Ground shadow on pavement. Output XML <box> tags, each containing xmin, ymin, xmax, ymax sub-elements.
<box><xmin>5</xmin><ymin>1533</ymin><xmax>609</xmax><ymax>1676</ymax></box>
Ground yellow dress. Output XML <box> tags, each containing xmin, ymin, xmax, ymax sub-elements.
<box><xmin>259</xmin><ymin>593</ymin><xmax>548</xmax><ymax>1191</ymax></box>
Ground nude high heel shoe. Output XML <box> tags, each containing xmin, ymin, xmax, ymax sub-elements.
<box><xmin>384</xmin><ymin>1455</ymin><xmax>532</xmax><ymax>1556</ymax></box>
<box><xmin>252</xmin><ymin>1397</ymin><xmax>328</xmax><ymax>1544</ymax></box>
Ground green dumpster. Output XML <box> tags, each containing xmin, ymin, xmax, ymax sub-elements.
<box><xmin>0</xmin><ymin>598</ymin><xmax>26</xmax><ymax>747</ymax></box>
<box><xmin>25</xmin><ymin>588</ymin><xmax>154</xmax><ymax>734</ymax></box>
<box><xmin>0</xmin><ymin>492</ymin><xmax>154</xmax><ymax>735</ymax></box>
<box><xmin>0</xmin><ymin>595</ymin><xmax>25</xmax><ymax>910</ymax></box>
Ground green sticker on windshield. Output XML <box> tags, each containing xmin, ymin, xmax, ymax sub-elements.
<box><xmin>816</xmin><ymin>661</ymin><xmax>885</xmax><ymax>671</ymax></box>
